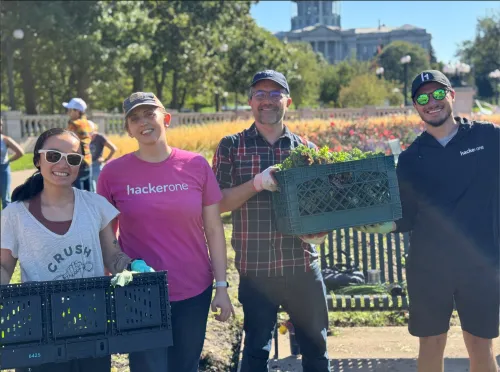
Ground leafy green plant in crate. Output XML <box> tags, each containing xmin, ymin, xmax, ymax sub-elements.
<box><xmin>275</xmin><ymin>145</ymin><xmax>387</xmax><ymax>242</ymax></box>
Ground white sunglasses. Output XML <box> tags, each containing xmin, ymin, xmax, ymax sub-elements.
<box><xmin>38</xmin><ymin>149</ymin><xmax>84</xmax><ymax>167</ymax></box>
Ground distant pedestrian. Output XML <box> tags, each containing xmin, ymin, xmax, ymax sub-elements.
<box><xmin>0</xmin><ymin>118</ymin><xmax>25</xmax><ymax>209</ymax></box>
<box><xmin>64</xmin><ymin>98</ymin><xmax>93</xmax><ymax>191</ymax></box>
<box><xmin>89</xmin><ymin>121</ymin><xmax>117</xmax><ymax>191</ymax></box>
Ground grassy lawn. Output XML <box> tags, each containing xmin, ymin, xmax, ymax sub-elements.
<box><xmin>10</xmin><ymin>153</ymin><xmax>34</xmax><ymax>171</ymax></box>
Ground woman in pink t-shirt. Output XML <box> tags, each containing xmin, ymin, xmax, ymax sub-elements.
<box><xmin>97</xmin><ymin>92</ymin><xmax>234</xmax><ymax>372</ymax></box>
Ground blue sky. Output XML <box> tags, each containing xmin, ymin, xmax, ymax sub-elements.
<box><xmin>250</xmin><ymin>1</ymin><xmax>498</xmax><ymax>64</ymax></box>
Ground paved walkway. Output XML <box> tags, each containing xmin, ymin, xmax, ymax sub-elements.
<box><xmin>239</xmin><ymin>326</ymin><xmax>499</xmax><ymax>372</ymax></box>
<box><xmin>11</xmin><ymin>169</ymin><xmax>35</xmax><ymax>190</ymax></box>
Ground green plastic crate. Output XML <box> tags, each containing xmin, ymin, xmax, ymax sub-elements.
<box><xmin>272</xmin><ymin>155</ymin><xmax>402</xmax><ymax>235</ymax></box>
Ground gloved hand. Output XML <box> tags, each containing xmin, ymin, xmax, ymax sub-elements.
<box><xmin>299</xmin><ymin>232</ymin><xmax>328</xmax><ymax>245</ymax></box>
<box><xmin>111</xmin><ymin>270</ymin><xmax>134</xmax><ymax>287</ymax></box>
<box><xmin>131</xmin><ymin>259</ymin><xmax>155</xmax><ymax>273</ymax></box>
<box><xmin>355</xmin><ymin>222</ymin><xmax>395</xmax><ymax>234</ymax></box>
<box><xmin>253</xmin><ymin>165</ymin><xmax>280</xmax><ymax>192</ymax></box>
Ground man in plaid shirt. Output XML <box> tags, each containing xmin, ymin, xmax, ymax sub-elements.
<box><xmin>212</xmin><ymin>70</ymin><xmax>330</xmax><ymax>371</ymax></box>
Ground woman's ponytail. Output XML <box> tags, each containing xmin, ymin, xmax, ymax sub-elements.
<box><xmin>11</xmin><ymin>171</ymin><xmax>44</xmax><ymax>202</ymax></box>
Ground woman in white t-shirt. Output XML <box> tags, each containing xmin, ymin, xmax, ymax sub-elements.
<box><xmin>0</xmin><ymin>128</ymin><xmax>153</xmax><ymax>372</ymax></box>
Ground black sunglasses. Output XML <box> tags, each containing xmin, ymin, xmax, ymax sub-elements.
<box><xmin>38</xmin><ymin>150</ymin><xmax>83</xmax><ymax>167</ymax></box>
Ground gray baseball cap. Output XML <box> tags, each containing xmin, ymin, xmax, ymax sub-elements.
<box><xmin>123</xmin><ymin>92</ymin><xmax>165</xmax><ymax>117</ymax></box>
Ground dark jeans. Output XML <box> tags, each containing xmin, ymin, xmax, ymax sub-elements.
<box><xmin>0</xmin><ymin>162</ymin><xmax>11</xmax><ymax>209</ymax></box>
<box><xmin>15</xmin><ymin>356</ymin><xmax>110</xmax><ymax>372</ymax></box>
<box><xmin>129</xmin><ymin>285</ymin><xmax>213</xmax><ymax>372</ymax></box>
<box><xmin>239</xmin><ymin>264</ymin><xmax>330</xmax><ymax>372</ymax></box>
<box><xmin>73</xmin><ymin>163</ymin><xmax>92</xmax><ymax>192</ymax></box>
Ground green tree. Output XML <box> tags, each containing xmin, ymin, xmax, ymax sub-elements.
<box><xmin>338</xmin><ymin>74</ymin><xmax>393</xmax><ymax>108</ymax></box>
<box><xmin>143</xmin><ymin>1</ymin><xmax>253</xmax><ymax>110</ymax></box>
<box><xmin>377</xmin><ymin>41</ymin><xmax>430</xmax><ymax>84</ymax></box>
<box><xmin>319</xmin><ymin>59</ymin><xmax>371</xmax><ymax>107</ymax></box>
<box><xmin>1</xmin><ymin>0</ymin><xmax>117</xmax><ymax>113</ymax></box>
<box><xmin>284</xmin><ymin>42</ymin><xmax>323</xmax><ymax>109</ymax></box>
<box><xmin>457</xmin><ymin>11</ymin><xmax>500</xmax><ymax>99</ymax></box>
<box><xmin>223</xmin><ymin>20</ymin><xmax>290</xmax><ymax>106</ymax></box>
<box><xmin>100</xmin><ymin>1</ymin><xmax>159</xmax><ymax>95</ymax></box>
<box><xmin>429</xmin><ymin>45</ymin><xmax>444</xmax><ymax>71</ymax></box>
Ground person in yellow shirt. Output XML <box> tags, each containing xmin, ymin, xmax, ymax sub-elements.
<box><xmin>63</xmin><ymin>98</ymin><xmax>93</xmax><ymax>191</ymax></box>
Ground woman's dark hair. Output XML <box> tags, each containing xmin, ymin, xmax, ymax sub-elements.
<box><xmin>12</xmin><ymin>128</ymin><xmax>82</xmax><ymax>202</ymax></box>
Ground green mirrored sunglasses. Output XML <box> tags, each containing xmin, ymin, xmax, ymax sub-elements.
<box><xmin>415</xmin><ymin>88</ymin><xmax>448</xmax><ymax>105</ymax></box>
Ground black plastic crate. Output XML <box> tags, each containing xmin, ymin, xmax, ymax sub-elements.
<box><xmin>114</xmin><ymin>274</ymin><xmax>170</xmax><ymax>332</ymax></box>
<box><xmin>272</xmin><ymin>155</ymin><xmax>402</xmax><ymax>235</ymax></box>
<box><xmin>0</xmin><ymin>295</ymin><xmax>44</xmax><ymax>345</ymax></box>
<box><xmin>0</xmin><ymin>282</ymin><xmax>48</xmax><ymax>348</ymax></box>
<box><xmin>51</xmin><ymin>289</ymin><xmax>108</xmax><ymax>339</ymax></box>
<box><xmin>0</xmin><ymin>272</ymin><xmax>172</xmax><ymax>369</ymax></box>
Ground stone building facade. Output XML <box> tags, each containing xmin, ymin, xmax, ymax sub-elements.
<box><xmin>275</xmin><ymin>1</ymin><xmax>432</xmax><ymax>64</ymax></box>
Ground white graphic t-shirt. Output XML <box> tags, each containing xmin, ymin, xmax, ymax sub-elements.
<box><xmin>1</xmin><ymin>188</ymin><xmax>119</xmax><ymax>282</ymax></box>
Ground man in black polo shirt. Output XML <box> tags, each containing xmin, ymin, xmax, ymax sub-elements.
<box><xmin>358</xmin><ymin>70</ymin><xmax>499</xmax><ymax>372</ymax></box>
<box><xmin>212</xmin><ymin>70</ymin><xmax>330</xmax><ymax>372</ymax></box>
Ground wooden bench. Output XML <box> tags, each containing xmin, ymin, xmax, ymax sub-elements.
<box><xmin>273</xmin><ymin>227</ymin><xmax>410</xmax><ymax>359</ymax></box>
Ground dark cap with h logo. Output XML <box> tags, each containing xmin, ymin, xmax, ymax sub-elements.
<box><xmin>411</xmin><ymin>70</ymin><xmax>452</xmax><ymax>98</ymax></box>
<box><xmin>123</xmin><ymin>92</ymin><xmax>165</xmax><ymax>117</ymax></box>
<box><xmin>250</xmin><ymin>70</ymin><xmax>290</xmax><ymax>94</ymax></box>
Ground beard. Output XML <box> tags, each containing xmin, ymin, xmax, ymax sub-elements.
<box><xmin>420</xmin><ymin>104</ymin><xmax>453</xmax><ymax>127</ymax></box>
<box><xmin>256</xmin><ymin>105</ymin><xmax>285</xmax><ymax>125</ymax></box>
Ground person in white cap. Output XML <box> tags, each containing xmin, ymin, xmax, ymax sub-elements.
<box><xmin>63</xmin><ymin>98</ymin><xmax>93</xmax><ymax>191</ymax></box>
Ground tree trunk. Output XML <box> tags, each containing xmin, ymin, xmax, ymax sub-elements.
<box><xmin>170</xmin><ymin>70</ymin><xmax>179</xmax><ymax>109</ymax></box>
<box><xmin>67</xmin><ymin>70</ymin><xmax>76</xmax><ymax>105</ymax></box>
<box><xmin>132</xmin><ymin>63</ymin><xmax>144</xmax><ymax>92</ymax></box>
<box><xmin>154</xmin><ymin>71</ymin><xmax>162</xmax><ymax>101</ymax></box>
<box><xmin>178</xmin><ymin>87</ymin><xmax>187</xmax><ymax>110</ymax></box>
<box><xmin>215</xmin><ymin>93</ymin><xmax>220</xmax><ymax>112</ymax></box>
<box><xmin>49</xmin><ymin>86</ymin><xmax>55</xmax><ymax>114</ymax></box>
<box><xmin>19</xmin><ymin>40</ymin><xmax>38</xmax><ymax>114</ymax></box>
<box><xmin>153</xmin><ymin>63</ymin><xmax>168</xmax><ymax>101</ymax></box>
<box><xmin>76</xmin><ymin>68</ymin><xmax>90</xmax><ymax>103</ymax></box>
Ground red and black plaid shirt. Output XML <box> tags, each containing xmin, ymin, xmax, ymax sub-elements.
<box><xmin>212</xmin><ymin>123</ymin><xmax>319</xmax><ymax>277</ymax></box>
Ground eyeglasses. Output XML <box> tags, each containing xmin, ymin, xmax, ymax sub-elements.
<box><xmin>251</xmin><ymin>90</ymin><xmax>286</xmax><ymax>101</ymax></box>
<box><xmin>38</xmin><ymin>150</ymin><xmax>83</xmax><ymax>167</ymax></box>
<box><xmin>415</xmin><ymin>88</ymin><xmax>449</xmax><ymax>105</ymax></box>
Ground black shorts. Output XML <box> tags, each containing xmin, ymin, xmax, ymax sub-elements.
<box><xmin>406</xmin><ymin>262</ymin><xmax>499</xmax><ymax>339</ymax></box>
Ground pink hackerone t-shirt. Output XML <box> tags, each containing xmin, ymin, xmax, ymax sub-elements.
<box><xmin>97</xmin><ymin>148</ymin><xmax>222</xmax><ymax>301</ymax></box>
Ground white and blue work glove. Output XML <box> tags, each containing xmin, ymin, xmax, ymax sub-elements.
<box><xmin>130</xmin><ymin>259</ymin><xmax>155</xmax><ymax>273</ymax></box>
<box><xmin>111</xmin><ymin>259</ymin><xmax>155</xmax><ymax>287</ymax></box>
<box><xmin>355</xmin><ymin>222</ymin><xmax>395</xmax><ymax>234</ymax></box>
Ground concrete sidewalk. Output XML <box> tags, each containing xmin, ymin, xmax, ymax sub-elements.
<box><xmin>11</xmin><ymin>169</ymin><xmax>35</xmax><ymax>190</ymax></box>
<box><xmin>240</xmin><ymin>326</ymin><xmax>499</xmax><ymax>372</ymax></box>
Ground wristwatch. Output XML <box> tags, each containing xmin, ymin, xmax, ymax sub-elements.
<box><xmin>214</xmin><ymin>281</ymin><xmax>230</xmax><ymax>288</ymax></box>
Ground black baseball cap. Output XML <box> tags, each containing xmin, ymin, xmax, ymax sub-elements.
<box><xmin>123</xmin><ymin>92</ymin><xmax>165</xmax><ymax>117</ymax></box>
<box><xmin>250</xmin><ymin>70</ymin><xmax>290</xmax><ymax>94</ymax></box>
<box><xmin>411</xmin><ymin>70</ymin><xmax>452</xmax><ymax>98</ymax></box>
